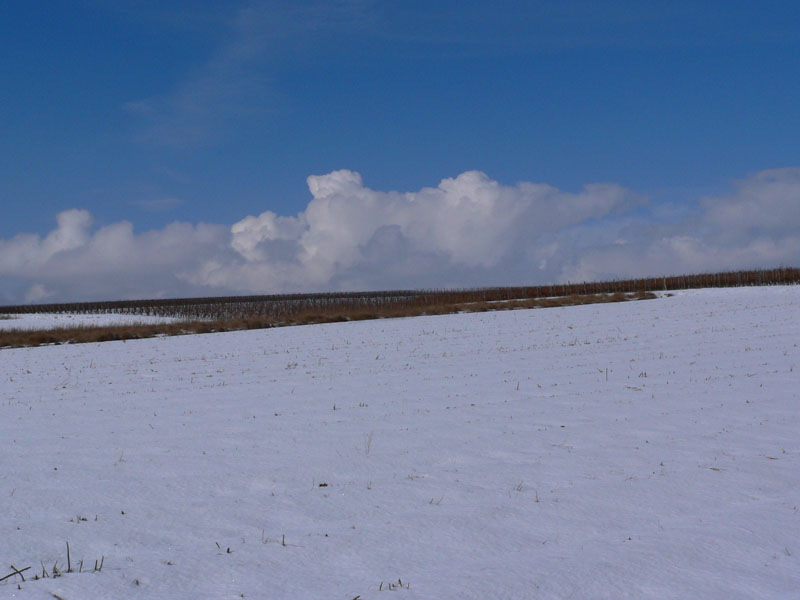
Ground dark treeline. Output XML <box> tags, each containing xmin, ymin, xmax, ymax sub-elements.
<box><xmin>2</xmin><ymin>267</ymin><xmax>798</xmax><ymax>320</ymax></box>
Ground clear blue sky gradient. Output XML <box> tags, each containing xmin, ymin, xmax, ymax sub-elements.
<box><xmin>3</xmin><ymin>1</ymin><xmax>799</xmax><ymax>239</ymax></box>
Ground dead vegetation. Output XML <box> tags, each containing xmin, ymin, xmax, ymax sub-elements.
<box><xmin>0</xmin><ymin>266</ymin><xmax>797</xmax><ymax>349</ymax></box>
<box><xmin>0</xmin><ymin>542</ymin><xmax>104</xmax><ymax>591</ymax></box>
<box><xmin>0</xmin><ymin>291</ymin><xmax>654</xmax><ymax>349</ymax></box>
<box><xmin>2</xmin><ymin>267</ymin><xmax>797</xmax><ymax>322</ymax></box>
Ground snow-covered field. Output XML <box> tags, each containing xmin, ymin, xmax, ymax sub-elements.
<box><xmin>0</xmin><ymin>313</ymin><xmax>177</xmax><ymax>331</ymax></box>
<box><xmin>1</xmin><ymin>286</ymin><xmax>798</xmax><ymax>599</ymax></box>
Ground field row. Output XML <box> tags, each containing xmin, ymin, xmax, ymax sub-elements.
<box><xmin>1</xmin><ymin>267</ymin><xmax>797</xmax><ymax>321</ymax></box>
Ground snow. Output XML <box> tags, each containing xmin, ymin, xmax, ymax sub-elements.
<box><xmin>0</xmin><ymin>313</ymin><xmax>178</xmax><ymax>331</ymax></box>
<box><xmin>1</xmin><ymin>286</ymin><xmax>798</xmax><ymax>599</ymax></box>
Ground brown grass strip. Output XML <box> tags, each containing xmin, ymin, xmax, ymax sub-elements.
<box><xmin>0</xmin><ymin>292</ymin><xmax>654</xmax><ymax>349</ymax></box>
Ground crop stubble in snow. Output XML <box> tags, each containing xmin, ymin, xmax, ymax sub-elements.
<box><xmin>1</xmin><ymin>286</ymin><xmax>798</xmax><ymax>598</ymax></box>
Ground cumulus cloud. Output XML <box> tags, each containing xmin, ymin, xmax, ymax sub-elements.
<box><xmin>561</xmin><ymin>167</ymin><xmax>800</xmax><ymax>283</ymax></box>
<box><xmin>702</xmin><ymin>169</ymin><xmax>800</xmax><ymax>238</ymax></box>
<box><xmin>218</xmin><ymin>170</ymin><xmax>641</xmax><ymax>292</ymax></box>
<box><xmin>0</xmin><ymin>210</ymin><xmax>93</xmax><ymax>275</ymax></box>
<box><xmin>0</xmin><ymin>216</ymin><xmax>230</xmax><ymax>303</ymax></box>
<box><xmin>1</xmin><ymin>168</ymin><xmax>799</xmax><ymax>304</ymax></box>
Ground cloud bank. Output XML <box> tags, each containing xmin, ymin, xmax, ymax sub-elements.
<box><xmin>2</xmin><ymin>168</ymin><xmax>799</xmax><ymax>303</ymax></box>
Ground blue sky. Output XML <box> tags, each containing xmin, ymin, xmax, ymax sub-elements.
<box><xmin>1</xmin><ymin>1</ymin><xmax>800</xmax><ymax>302</ymax></box>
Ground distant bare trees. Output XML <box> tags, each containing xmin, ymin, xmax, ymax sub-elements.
<box><xmin>2</xmin><ymin>267</ymin><xmax>798</xmax><ymax>321</ymax></box>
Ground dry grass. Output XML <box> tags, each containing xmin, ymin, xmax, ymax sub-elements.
<box><xmin>3</xmin><ymin>265</ymin><xmax>795</xmax><ymax>349</ymax></box>
<box><xmin>0</xmin><ymin>291</ymin><xmax>654</xmax><ymax>349</ymax></box>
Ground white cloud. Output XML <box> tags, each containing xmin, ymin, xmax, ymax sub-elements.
<box><xmin>559</xmin><ymin>167</ymin><xmax>800</xmax><ymax>283</ymax></box>
<box><xmin>0</xmin><ymin>209</ymin><xmax>93</xmax><ymax>275</ymax></box>
<box><xmin>702</xmin><ymin>168</ymin><xmax>800</xmax><ymax>238</ymax></box>
<box><xmin>1</xmin><ymin>168</ymin><xmax>798</xmax><ymax>304</ymax></box>
<box><xmin>0</xmin><ymin>216</ymin><xmax>231</xmax><ymax>303</ymax></box>
<box><xmin>221</xmin><ymin>169</ymin><xmax>640</xmax><ymax>292</ymax></box>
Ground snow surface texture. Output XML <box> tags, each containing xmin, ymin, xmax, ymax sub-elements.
<box><xmin>1</xmin><ymin>287</ymin><xmax>798</xmax><ymax>599</ymax></box>
<box><xmin>0</xmin><ymin>313</ymin><xmax>177</xmax><ymax>331</ymax></box>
